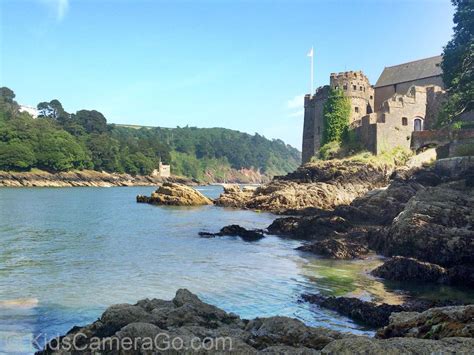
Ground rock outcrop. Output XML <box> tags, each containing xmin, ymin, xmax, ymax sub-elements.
<box><xmin>38</xmin><ymin>289</ymin><xmax>348</xmax><ymax>354</ymax></box>
<box><xmin>215</xmin><ymin>160</ymin><xmax>395</xmax><ymax>212</ymax></box>
<box><xmin>301</xmin><ymin>294</ymin><xmax>463</xmax><ymax>328</ymax></box>
<box><xmin>371</xmin><ymin>256</ymin><xmax>447</xmax><ymax>282</ymax></box>
<box><xmin>137</xmin><ymin>182</ymin><xmax>213</xmax><ymax>206</ymax></box>
<box><xmin>377</xmin><ymin>305</ymin><xmax>474</xmax><ymax>340</ymax></box>
<box><xmin>38</xmin><ymin>290</ymin><xmax>474</xmax><ymax>354</ymax></box>
<box><xmin>374</xmin><ymin>182</ymin><xmax>474</xmax><ymax>267</ymax></box>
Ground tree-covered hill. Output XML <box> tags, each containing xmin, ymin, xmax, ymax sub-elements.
<box><xmin>0</xmin><ymin>87</ymin><xmax>300</xmax><ymax>181</ymax></box>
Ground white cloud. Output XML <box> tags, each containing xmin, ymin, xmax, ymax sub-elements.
<box><xmin>56</xmin><ymin>0</ymin><xmax>69</xmax><ymax>21</ymax></box>
<box><xmin>41</xmin><ymin>0</ymin><xmax>69</xmax><ymax>21</ymax></box>
<box><xmin>287</xmin><ymin>94</ymin><xmax>305</xmax><ymax>109</ymax></box>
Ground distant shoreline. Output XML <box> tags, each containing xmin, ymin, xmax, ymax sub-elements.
<box><xmin>0</xmin><ymin>170</ymin><xmax>269</xmax><ymax>188</ymax></box>
<box><xmin>0</xmin><ymin>169</ymin><xmax>196</xmax><ymax>188</ymax></box>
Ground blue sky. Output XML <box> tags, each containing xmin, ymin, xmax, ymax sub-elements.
<box><xmin>1</xmin><ymin>0</ymin><xmax>454</xmax><ymax>149</ymax></box>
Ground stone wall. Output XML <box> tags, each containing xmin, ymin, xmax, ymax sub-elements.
<box><xmin>302</xmin><ymin>86</ymin><xmax>329</xmax><ymax>163</ymax></box>
<box><xmin>374</xmin><ymin>76</ymin><xmax>444</xmax><ymax>111</ymax></box>
<box><xmin>355</xmin><ymin>86</ymin><xmax>430</xmax><ymax>154</ymax></box>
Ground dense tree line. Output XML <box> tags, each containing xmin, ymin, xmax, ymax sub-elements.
<box><xmin>439</xmin><ymin>0</ymin><xmax>473</xmax><ymax>126</ymax></box>
<box><xmin>0</xmin><ymin>87</ymin><xmax>300</xmax><ymax>178</ymax></box>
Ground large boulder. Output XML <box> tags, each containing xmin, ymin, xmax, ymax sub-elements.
<box><xmin>137</xmin><ymin>182</ymin><xmax>213</xmax><ymax>206</ymax></box>
<box><xmin>377</xmin><ymin>305</ymin><xmax>474</xmax><ymax>340</ymax></box>
<box><xmin>376</xmin><ymin>183</ymin><xmax>474</xmax><ymax>267</ymax></box>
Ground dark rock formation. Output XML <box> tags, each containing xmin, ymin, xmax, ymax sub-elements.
<box><xmin>199</xmin><ymin>225</ymin><xmax>265</xmax><ymax>242</ymax></box>
<box><xmin>377</xmin><ymin>305</ymin><xmax>474</xmax><ymax>340</ymax></box>
<box><xmin>371</xmin><ymin>256</ymin><xmax>447</xmax><ymax>282</ymax></box>
<box><xmin>137</xmin><ymin>182</ymin><xmax>213</xmax><ymax>206</ymax></box>
<box><xmin>372</xmin><ymin>256</ymin><xmax>474</xmax><ymax>288</ymax></box>
<box><xmin>297</xmin><ymin>238</ymin><xmax>369</xmax><ymax>259</ymax></box>
<box><xmin>375</xmin><ymin>183</ymin><xmax>474</xmax><ymax>267</ymax></box>
<box><xmin>301</xmin><ymin>294</ymin><xmax>464</xmax><ymax>328</ymax></box>
<box><xmin>37</xmin><ymin>289</ymin><xmax>348</xmax><ymax>354</ymax></box>
<box><xmin>301</xmin><ymin>294</ymin><xmax>405</xmax><ymax>328</ymax></box>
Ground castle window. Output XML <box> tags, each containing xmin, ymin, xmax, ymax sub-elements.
<box><xmin>343</xmin><ymin>84</ymin><xmax>347</xmax><ymax>90</ymax></box>
<box><xmin>402</xmin><ymin>117</ymin><xmax>408</xmax><ymax>126</ymax></box>
<box><xmin>353</xmin><ymin>85</ymin><xmax>357</xmax><ymax>90</ymax></box>
<box><xmin>355</xmin><ymin>107</ymin><xmax>359</xmax><ymax>113</ymax></box>
<box><xmin>360</xmin><ymin>86</ymin><xmax>363</xmax><ymax>91</ymax></box>
<box><xmin>334</xmin><ymin>85</ymin><xmax>339</xmax><ymax>90</ymax></box>
<box><xmin>370</xmin><ymin>95</ymin><xmax>373</xmax><ymax>100</ymax></box>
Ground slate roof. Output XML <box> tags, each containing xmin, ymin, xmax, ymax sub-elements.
<box><xmin>375</xmin><ymin>55</ymin><xmax>443</xmax><ymax>88</ymax></box>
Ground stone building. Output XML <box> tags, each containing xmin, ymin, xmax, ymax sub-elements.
<box><xmin>302</xmin><ymin>55</ymin><xmax>445</xmax><ymax>163</ymax></box>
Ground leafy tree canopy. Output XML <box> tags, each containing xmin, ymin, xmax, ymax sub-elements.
<box><xmin>0</xmin><ymin>87</ymin><xmax>301</xmax><ymax>178</ymax></box>
<box><xmin>439</xmin><ymin>0</ymin><xmax>474</xmax><ymax>125</ymax></box>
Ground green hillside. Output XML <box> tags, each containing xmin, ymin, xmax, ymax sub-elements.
<box><xmin>0</xmin><ymin>87</ymin><xmax>300</xmax><ymax>181</ymax></box>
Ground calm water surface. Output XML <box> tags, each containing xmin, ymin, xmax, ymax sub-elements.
<box><xmin>0</xmin><ymin>186</ymin><xmax>472</xmax><ymax>354</ymax></box>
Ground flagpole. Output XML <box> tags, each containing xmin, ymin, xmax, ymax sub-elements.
<box><xmin>310</xmin><ymin>46</ymin><xmax>314</xmax><ymax>95</ymax></box>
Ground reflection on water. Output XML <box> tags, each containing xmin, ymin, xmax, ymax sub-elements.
<box><xmin>0</xmin><ymin>186</ymin><xmax>472</xmax><ymax>353</ymax></box>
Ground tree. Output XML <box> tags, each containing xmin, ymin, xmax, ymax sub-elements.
<box><xmin>0</xmin><ymin>142</ymin><xmax>36</xmax><ymax>170</ymax></box>
<box><xmin>75</xmin><ymin>110</ymin><xmax>108</xmax><ymax>134</ymax></box>
<box><xmin>439</xmin><ymin>0</ymin><xmax>474</xmax><ymax>126</ymax></box>
<box><xmin>0</xmin><ymin>87</ymin><xmax>19</xmax><ymax>117</ymax></box>
<box><xmin>322</xmin><ymin>88</ymin><xmax>351</xmax><ymax>145</ymax></box>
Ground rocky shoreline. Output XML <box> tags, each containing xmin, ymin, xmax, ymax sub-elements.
<box><xmin>0</xmin><ymin>170</ymin><xmax>197</xmax><ymax>187</ymax></box>
<box><xmin>37</xmin><ymin>289</ymin><xmax>474</xmax><ymax>354</ymax></box>
<box><xmin>208</xmin><ymin>156</ymin><xmax>474</xmax><ymax>332</ymax></box>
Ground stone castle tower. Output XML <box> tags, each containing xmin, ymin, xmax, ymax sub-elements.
<box><xmin>302</xmin><ymin>71</ymin><xmax>374</xmax><ymax>163</ymax></box>
<box><xmin>302</xmin><ymin>56</ymin><xmax>445</xmax><ymax>164</ymax></box>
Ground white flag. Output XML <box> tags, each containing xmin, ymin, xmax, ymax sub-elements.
<box><xmin>307</xmin><ymin>47</ymin><xmax>313</xmax><ymax>57</ymax></box>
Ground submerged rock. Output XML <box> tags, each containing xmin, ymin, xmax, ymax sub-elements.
<box><xmin>137</xmin><ymin>182</ymin><xmax>213</xmax><ymax>206</ymax></box>
<box><xmin>199</xmin><ymin>224</ymin><xmax>265</xmax><ymax>242</ymax></box>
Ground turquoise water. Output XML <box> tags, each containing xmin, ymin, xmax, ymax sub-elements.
<box><xmin>0</xmin><ymin>186</ymin><xmax>472</xmax><ymax>354</ymax></box>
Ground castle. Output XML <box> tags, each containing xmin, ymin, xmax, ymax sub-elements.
<box><xmin>302</xmin><ymin>55</ymin><xmax>445</xmax><ymax>163</ymax></box>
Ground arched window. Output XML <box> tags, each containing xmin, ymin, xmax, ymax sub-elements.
<box><xmin>414</xmin><ymin>117</ymin><xmax>423</xmax><ymax>131</ymax></box>
<box><xmin>402</xmin><ymin>117</ymin><xmax>408</xmax><ymax>126</ymax></box>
